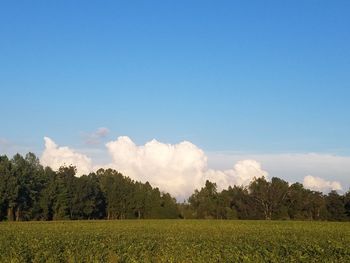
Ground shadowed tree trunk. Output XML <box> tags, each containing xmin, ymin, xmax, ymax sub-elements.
<box><xmin>7</xmin><ymin>207</ymin><xmax>14</xmax><ymax>221</ymax></box>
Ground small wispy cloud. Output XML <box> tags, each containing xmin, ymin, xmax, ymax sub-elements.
<box><xmin>83</xmin><ymin>127</ymin><xmax>110</xmax><ymax>145</ymax></box>
<box><xmin>0</xmin><ymin>138</ymin><xmax>31</xmax><ymax>155</ymax></box>
<box><xmin>0</xmin><ymin>138</ymin><xmax>9</xmax><ymax>147</ymax></box>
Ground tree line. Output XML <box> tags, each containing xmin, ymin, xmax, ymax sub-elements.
<box><xmin>183</xmin><ymin>178</ymin><xmax>350</xmax><ymax>221</ymax></box>
<box><xmin>0</xmin><ymin>153</ymin><xmax>179</xmax><ymax>221</ymax></box>
<box><xmin>0</xmin><ymin>153</ymin><xmax>349</xmax><ymax>221</ymax></box>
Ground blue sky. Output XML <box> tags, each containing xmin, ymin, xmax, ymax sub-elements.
<box><xmin>1</xmin><ymin>1</ymin><xmax>350</xmax><ymax>194</ymax></box>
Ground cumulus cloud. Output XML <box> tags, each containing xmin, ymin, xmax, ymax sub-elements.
<box><xmin>41</xmin><ymin>137</ymin><xmax>93</xmax><ymax>176</ymax></box>
<box><xmin>84</xmin><ymin>127</ymin><xmax>110</xmax><ymax>145</ymax></box>
<box><xmin>303</xmin><ymin>175</ymin><xmax>342</xmax><ymax>192</ymax></box>
<box><xmin>208</xmin><ymin>152</ymin><xmax>350</xmax><ymax>193</ymax></box>
<box><xmin>205</xmin><ymin>160</ymin><xmax>268</xmax><ymax>190</ymax></box>
<box><xmin>106</xmin><ymin>137</ymin><xmax>207</xmax><ymax>198</ymax></box>
<box><xmin>39</xmin><ymin>136</ymin><xmax>347</xmax><ymax>199</ymax></box>
<box><xmin>105</xmin><ymin>136</ymin><xmax>268</xmax><ymax>199</ymax></box>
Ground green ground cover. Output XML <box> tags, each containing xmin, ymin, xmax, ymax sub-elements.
<box><xmin>0</xmin><ymin>220</ymin><xmax>349</xmax><ymax>262</ymax></box>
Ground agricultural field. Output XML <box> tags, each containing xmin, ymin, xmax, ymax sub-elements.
<box><xmin>0</xmin><ymin>220</ymin><xmax>349</xmax><ymax>262</ymax></box>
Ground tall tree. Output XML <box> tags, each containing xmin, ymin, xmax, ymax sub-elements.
<box><xmin>223</xmin><ymin>185</ymin><xmax>256</xmax><ymax>219</ymax></box>
<box><xmin>0</xmin><ymin>155</ymin><xmax>11</xmax><ymax>220</ymax></box>
<box><xmin>51</xmin><ymin>166</ymin><xmax>77</xmax><ymax>220</ymax></box>
<box><xmin>269</xmin><ymin>177</ymin><xmax>290</xmax><ymax>219</ymax></box>
<box><xmin>249</xmin><ymin>177</ymin><xmax>272</xmax><ymax>220</ymax></box>
<box><xmin>285</xmin><ymin>183</ymin><xmax>307</xmax><ymax>219</ymax></box>
<box><xmin>71</xmin><ymin>174</ymin><xmax>106</xmax><ymax>219</ymax></box>
<box><xmin>326</xmin><ymin>190</ymin><xmax>347</xmax><ymax>221</ymax></box>
<box><xmin>345</xmin><ymin>190</ymin><xmax>350</xmax><ymax>219</ymax></box>
<box><xmin>189</xmin><ymin>180</ymin><xmax>219</xmax><ymax>219</ymax></box>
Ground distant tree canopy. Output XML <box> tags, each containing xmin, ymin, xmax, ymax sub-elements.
<box><xmin>0</xmin><ymin>153</ymin><xmax>349</xmax><ymax>221</ymax></box>
<box><xmin>185</xmin><ymin>178</ymin><xmax>350</xmax><ymax>221</ymax></box>
<box><xmin>0</xmin><ymin>153</ymin><xmax>179</xmax><ymax>221</ymax></box>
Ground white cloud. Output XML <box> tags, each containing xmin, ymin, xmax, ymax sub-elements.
<box><xmin>205</xmin><ymin>160</ymin><xmax>268</xmax><ymax>191</ymax></box>
<box><xmin>41</xmin><ymin>137</ymin><xmax>93</xmax><ymax>176</ymax></box>
<box><xmin>303</xmin><ymin>175</ymin><xmax>342</xmax><ymax>192</ymax></box>
<box><xmin>231</xmin><ymin>160</ymin><xmax>268</xmax><ymax>185</ymax></box>
<box><xmin>105</xmin><ymin>136</ymin><xmax>207</xmax><ymax>199</ymax></box>
<box><xmin>105</xmin><ymin>136</ymin><xmax>268</xmax><ymax>199</ymax></box>
<box><xmin>39</xmin><ymin>136</ymin><xmax>348</xmax><ymax>199</ymax></box>
<box><xmin>208</xmin><ymin>152</ymin><xmax>350</xmax><ymax>193</ymax></box>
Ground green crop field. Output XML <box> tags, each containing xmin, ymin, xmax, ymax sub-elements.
<box><xmin>0</xmin><ymin>220</ymin><xmax>349</xmax><ymax>263</ymax></box>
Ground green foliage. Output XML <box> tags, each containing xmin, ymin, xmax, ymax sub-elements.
<box><xmin>0</xmin><ymin>153</ymin><xmax>179</xmax><ymax>221</ymax></box>
<box><xmin>0</xmin><ymin>220</ymin><xmax>349</xmax><ymax>262</ymax></box>
<box><xmin>0</xmin><ymin>152</ymin><xmax>349</xmax><ymax>222</ymax></box>
<box><xmin>187</xmin><ymin>177</ymin><xmax>349</xmax><ymax>221</ymax></box>
<box><xmin>326</xmin><ymin>190</ymin><xmax>347</xmax><ymax>221</ymax></box>
<box><xmin>189</xmin><ymin>180</ymin><xmax>219</xmax><ymax>219</ymax></box>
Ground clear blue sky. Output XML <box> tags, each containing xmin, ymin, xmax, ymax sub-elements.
<box><xmin>1</xmin><ymin>1</ymin><xmax>350</xmax><ymax>154</ymax></box>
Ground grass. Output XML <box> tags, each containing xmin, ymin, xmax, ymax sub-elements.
<box><xmin>0</xmin><ymin>220</ymin><xmax>349</xmax><ymax>262</ymax></box>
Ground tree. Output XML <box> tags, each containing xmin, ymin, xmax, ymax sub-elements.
<box><xmin>98</xmin><ymin>168</ymin><xmax>134</xmax><ymax>219</ymax></box>
<box><xmin>304</xmin><ymin>190</ymin><xmax>327</xmax><ymax>220</ymax></box>
<box><xmin>1</xmin><ymin>152</ymin><xmax>349</xmax><ymax>222</ymax></box>
<box><xmin>249</xmin><ymin>177</ymin><xmax>272</xmax><ymax>219</ymax></box>
<box><xmin>248</xmin><ymin>177</ymin><xmax>290</xmax><ymax>220</ymax></box>
<box><xmin>71</xmin><ymin>174</ymin><xmax>106</xmax><ymax>219</ymax></box>
<box><xmin>269</xmin><ymin>177</ymin><xmax>290</xmax><ymax>219</ymax></box>
<box><xmin>38</xmin><ymin>167</ymin><xmax>56</xmax><ymax>220</ymax></box>
<box><xmin>285</xmin><ymin>183</ymin><xmax>307</xmax><ymax>219</ymax></box>
<box><xmin>159</xmin><ymin>193</ymin><xmax>179</xmax><ymax>219</ymax></box>
<box><xmin>189</xmin><ymin>180</ymin><xmax>219</xmax><ymax>219</ymax></box>
<box><xmin>51</xmin><ymin>166</ymin><xmax>77</xmax><ymax>220</ymax></box>
<box><xmin>0</xmin><ymin>155</ymin><xmax>11</xmax><ymax>220</ymax></box>
<box><xmin>326</xmin><ymin>190</ymin><xmax>347</xmax><ymax>221</ymax></box>
<box><xmin>345</xmin><ymin>190</ymin><xmax>350</xmax><ymax>219</ymax></box>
